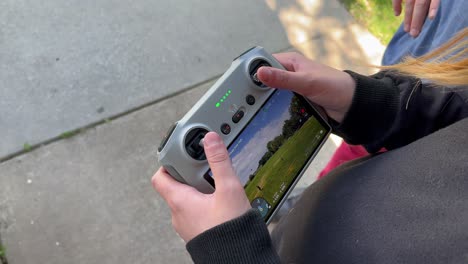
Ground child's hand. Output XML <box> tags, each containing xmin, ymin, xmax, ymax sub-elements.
<box><xmin>152</xmin><ymin>132</ymin><xmax>251</xmax><ymax>242</ymax></box>
<box><xmin>257</xmin><ymin>52</ymin><xmax>356</xmax><ymax>123</ymax></box>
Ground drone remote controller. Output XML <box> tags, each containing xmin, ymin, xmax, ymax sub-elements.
<box><xmin>157</xmin><ymin>47</ymin><xmax>331</xmax><ymax>221</ymax></box>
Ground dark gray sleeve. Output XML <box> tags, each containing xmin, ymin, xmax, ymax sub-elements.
<box><xmin>186</xmin><ymin>209</ymin><xmax>281</xmax><ymax>264</ymax></box>
<box><xmin>332</xmin><ymin>70</ymin><xmax>468</xmax><ymax>152</ymax></box>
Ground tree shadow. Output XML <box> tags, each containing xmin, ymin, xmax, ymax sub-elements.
<box><xmin>265</xmin><ymin>0</ymin><xmax>385</xmax><ymax>74</ymax></box>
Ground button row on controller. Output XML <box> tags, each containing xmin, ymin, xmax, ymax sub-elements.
<box><xmin>220</xmin><ymin>94</ymin><xmax>256</xmax><ymax>135</ymax></box>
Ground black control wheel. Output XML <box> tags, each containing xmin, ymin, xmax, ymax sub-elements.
<box><xmin>185</xmin><ymin>128</ymin><xmax>209</xmax><ymax>160</ymax></box>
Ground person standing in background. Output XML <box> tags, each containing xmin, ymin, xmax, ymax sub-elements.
<box><xmin>318</xmin><ymin>0</ymin><xmax>468</xmax><ymax>178</ymax></box>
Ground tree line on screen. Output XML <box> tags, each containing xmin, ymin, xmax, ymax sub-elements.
<box><xmin>247</xmin><ymin>96</ymin><xmax>308</xmax><ymax>183</ymax></box>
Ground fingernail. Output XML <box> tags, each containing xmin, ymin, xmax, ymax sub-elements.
<box><xmin>404</xmin><ymin>24</ymin><xmax>409</xmax><ymax>32</ymax></box>
<box><xmin>203</xmin><ymin>133</ymin><xmax>221</xmax><ymax>147</ymax></box>
<box><xmin>429</xmin><ymin>9</ymin><xmax>436</xmax><ymax>19</ymax></box>
<box><xmin>410</xmin><ymin>29</ymin><xmax>419</xmax><ymax>37</ymax></box>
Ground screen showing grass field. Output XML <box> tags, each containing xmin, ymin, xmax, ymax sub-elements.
<box><xmin>208</xmin><ymin>89</ymin><xmax>328</xmax><ymax>220</ymax></box>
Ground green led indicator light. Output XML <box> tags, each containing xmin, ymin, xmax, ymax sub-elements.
<box><xmin>216</xmin><ymin>89</ymin><xmax>233</xmax><ymax>108</ymax></box>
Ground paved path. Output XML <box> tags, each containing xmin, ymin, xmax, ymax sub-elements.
<box><xmin>0</xmin><ymin>0</ymin><xmax>384</xmax><ymax>263</ymax></box>
<box><xmin>0</xmin><ymin>0</ymin><xmax>355</xmax><ymax>159</ymax></box>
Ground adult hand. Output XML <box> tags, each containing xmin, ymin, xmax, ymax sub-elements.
<box><xmin>152</xmin><ymin>132</ymin><xmax>251</xmax><ymax>242</ymax></box>
<box><xmin>256</xmin><ymin>52</ymin><xmax>356</xmax><ymax>123</ymax></box>
<box><xmin>392</xmin><ymin>0</ymin><xmax>440</xmax><ymax>38</ymax></box>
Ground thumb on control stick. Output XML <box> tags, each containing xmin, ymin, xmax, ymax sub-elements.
<box><xmin>203</xmin><ymin>132</ymin><xmax>243</xmax><ymax>192</ymax></box>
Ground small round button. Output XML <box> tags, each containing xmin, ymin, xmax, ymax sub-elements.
<box><xmin>220</xmin><ymin>123</ymin><xmax>231</xmax><ymax>135</ymax></box>
<box><xmin>246</xmin><ymin>95</ymin><xmax>255</xmax><ymax>105</ymax></box>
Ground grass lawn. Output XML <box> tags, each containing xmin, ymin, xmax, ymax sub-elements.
<box><xmin>244</xmin><ymin>117</ymin><xmax>325</xmax><ymax>218</ymax></box>
<box><xmin>339</xmin><ymin>0</ymin><xmax>404</xmax><ymax>44</ymax></box>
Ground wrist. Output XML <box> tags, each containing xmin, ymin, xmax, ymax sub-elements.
<box><xmin>331</xmin><ymin>70</ymin><xmax>400</xmax><ymax>149</ymax></box>
<box><xmin>324</xmin><ymin>71</ymin><xmax>356</xmax><ymax>123</ymax></box>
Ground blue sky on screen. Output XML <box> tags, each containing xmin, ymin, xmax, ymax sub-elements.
<box><xmin>229</xmin><ymin>90</ymin><xmax>294</xmax><ymax>185</ymax></box>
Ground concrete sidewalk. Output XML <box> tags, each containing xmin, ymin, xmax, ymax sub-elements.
<box><xmin>0</xmin><ymin>0</ymin><xmax>356</xmax><ymax>160</ymax></box>
<box><xmin>0</xmin><ymin>0</ymin><xmax>384</xmax><ymax>263</ymax></box>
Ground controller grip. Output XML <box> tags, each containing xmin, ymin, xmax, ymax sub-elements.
<box><xmin>163</xmin><ymin>165</ymin><xmax>187</xmax><ymax>184</ymax></box>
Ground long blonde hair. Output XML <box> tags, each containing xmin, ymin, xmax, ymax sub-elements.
<box><xmin>380</xmin><ymin>28</ymin><xmax>468</xmax><ymax>86</ymax></box>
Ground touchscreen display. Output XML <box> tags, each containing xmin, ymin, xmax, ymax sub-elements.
<box><xmin>206</xmin><ymin>89</ymin><xmax>328</xmax><ymax>220</ymax></box>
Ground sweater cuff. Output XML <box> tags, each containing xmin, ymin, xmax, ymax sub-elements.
<box><xmin>331</xmin><ymin>70</ymin><xmax>399</xmax><ymax>152</ymax></box>
<box><xmin>186</xmin><ymin>209</ymin><xmax>281</xmax><ymax>264</ymax></box>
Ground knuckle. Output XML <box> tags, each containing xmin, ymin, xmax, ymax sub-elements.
<box><xmin>207</xmin><ymin>149</ymin><xmax>229</xmax><ymax>164</ymax></box>
<box><xmin>152</xmin><ymin>175</ymin><xmax>164</xmax><ymax>193</ymax></box>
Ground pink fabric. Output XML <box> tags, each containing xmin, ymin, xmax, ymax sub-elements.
<box><xmin>318</xmin><ymin>142</ymin><xmax>372</xmax><ymax>179</ymax></box>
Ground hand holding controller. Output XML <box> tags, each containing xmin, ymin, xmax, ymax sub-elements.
<box><xmin>256</xmin><ymin>52</ymin><xmax>356</xmax><ymax>123</ymax></box>
<box><xmin>157</xmin><ymin>47</ymin><xmax>281</xmax><ymax>194</ymax></box>
<box><xmin>153</xmin><ymin>132</ymin><xmax>251</xmax><ymax>242</ymax></box>
<box><xmin>152</xmin><ymin>48</ymin><xmax>356</xmax><ymax>241</ymax></box>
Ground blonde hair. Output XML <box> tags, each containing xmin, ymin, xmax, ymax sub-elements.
<box><xmin>380</xmin><ymin>28</ymin><xmax>468</xmax><ymax>86</ymax></box>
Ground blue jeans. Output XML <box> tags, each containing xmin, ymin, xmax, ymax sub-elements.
<box><xmin>382</xmin><ymin>0</ymin><xmax>468</xmax><ymax>66</ymax></box>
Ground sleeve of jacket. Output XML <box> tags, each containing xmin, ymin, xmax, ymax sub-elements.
<box><xmin>331</xmin><ymin>70</ymin><xmax>468</xmax><ymax>152</ymax></box>
<box><xmin>186</xmin><ymin>209</ymin><xmax>281</xmax><ymax>264</ymax></box>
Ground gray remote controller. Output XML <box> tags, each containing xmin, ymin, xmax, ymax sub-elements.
<box><xmin>157</xmin><ymin>46</ymin><xmax>282</xmax><ymax>194</ymax></box>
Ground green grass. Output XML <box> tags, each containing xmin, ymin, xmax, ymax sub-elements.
<box><xmin>0</xmin><ymin>244</ymin><xmax>5</xmax><ymax>257</ymax></box>
<box><xmin>339</xmin><ymin>0</ymin><xmax>403</xmax><ymax>44</ymax></box>
<box><xmin>59</xmin><ymin>130</ymin><xmax>81</xmax><ymax>139</ymax></box>
<box><xmin>23</xmin><ymin>143</ymin><xmax>32</xmax><ymax>152</ymax></box>
<box><xmin>244</xmin><ymin>118</ymin><xmax>325</xmax><ymax>218</ymax></box>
